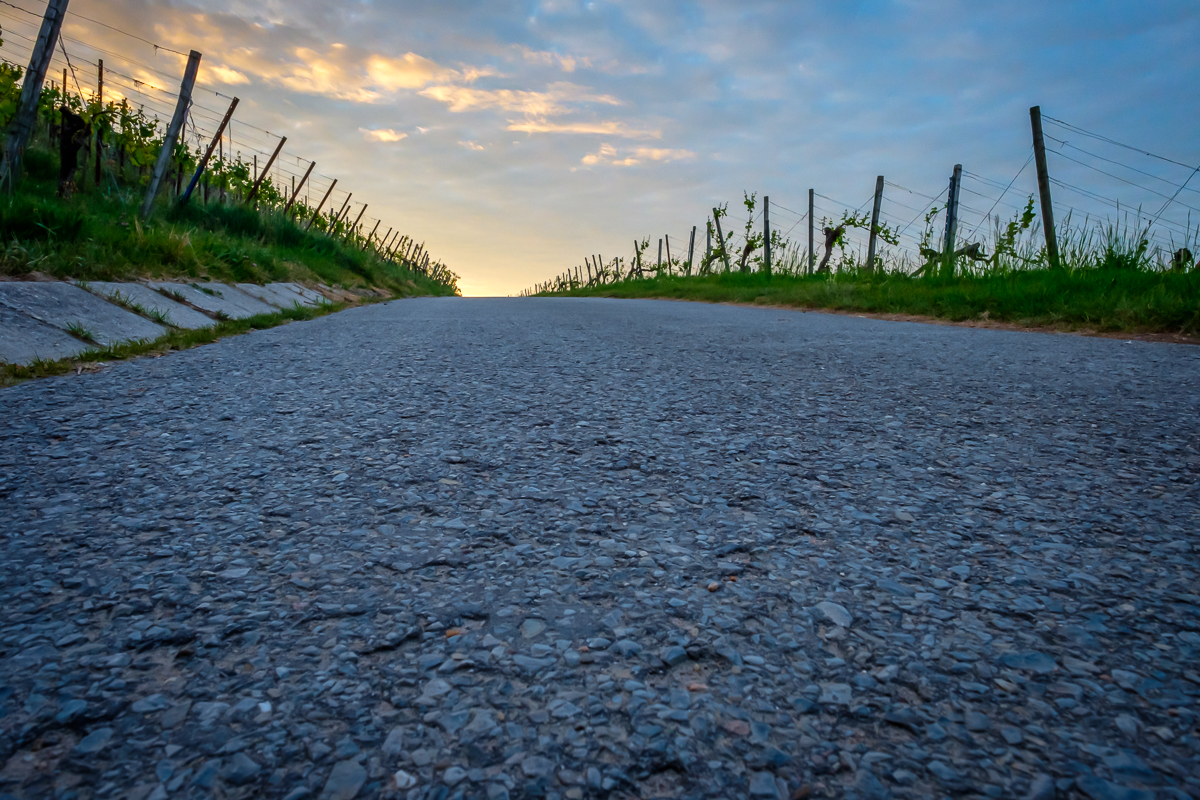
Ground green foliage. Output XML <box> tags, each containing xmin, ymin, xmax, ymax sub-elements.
<box><xmin>547</xmin><ymin>267</ymin><xmax>1200</xmax><ymax>336</ymax></box>
<box><xmin>65</xmin><ymin>320</ymin><xmax>95</xmax><ymax>342</ymax></box>
<box><xmin>24</xmin><ymin>148</ymin><xmax>57</xmax><ymax>180</ymax></box>
<box><xmin>0</xmin><ymin>38</ymin><xmax>458</xmax><ymax>295</ymax></box>
<box><xmin>0</xmin><ymin>61</ymin><xmax>22</xmax><ymax>126</ymax></box>
<box><xmin>0</xmin><ymin>196</ymin><xmax>85</xmax><ymax>242</ymax></box>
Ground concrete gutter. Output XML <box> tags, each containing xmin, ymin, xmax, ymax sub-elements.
<box><xmin>0</xmin><ymin>279</ymin><xmax>337</xmax><ymax>366</ymax></box>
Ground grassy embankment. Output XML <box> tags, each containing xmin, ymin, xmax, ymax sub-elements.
<box><xmin>0</xmin><ymin>77</ymin><xmax>459</xmax><ymax>383</ymax></box>
<box><xmin>549</xmin><ymin>268</ymin><xmax>1200</xmax><ymax>336</ymax></box>
<box><xmin>539</xmin><ymin>202</ymin><xmax>1199</xmax><ymax>336</ymax></box>
<box><xmin>0</xmin><ymin>148</ymin><xmax>454</xmax><ymax>296</ymax></box>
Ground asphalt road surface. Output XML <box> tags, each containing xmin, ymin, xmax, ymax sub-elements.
<box><xmin>2</xmin><ymin>298</ymin><xmax>1198</xmax><ymax>800</ymax></box>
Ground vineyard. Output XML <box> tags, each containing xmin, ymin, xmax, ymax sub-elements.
<box><xmin>522</xmin><ymin>108</ymin><xmax>1200</xmax><ymax>335</ymax></box>
<box><xmin>0</xmin><ymin>4</ymin><xmax>458</xmax><ymax>295</ymax></box>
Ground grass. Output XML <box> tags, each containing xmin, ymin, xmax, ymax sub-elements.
<box><xmin>538</xmin><ymin>208</ymin><xmax>1200</xmax><ymax>336</ymax></box>
<box><xmin>545</xmin><ymin>268</ymin><xmax>1200</xmax><ymax>335</ymax></box>
<box><xmin>64</xmin><ymin>320</ymin><xmax>96</xmax><ymax>343</ymax></box>
<box><xmin>0</xmin><ymin>138</ymin><xmax>457</xmax><ymax>298</ymax></box>
<box><xmin>90</xmin><ymin>287</ymin><xmax>178</xmax><ymax>329</ymax></box>
<box><xmin>2</xmin><ymin>299</ymin><xmax>358</xmax><ymax>386</ymax></box>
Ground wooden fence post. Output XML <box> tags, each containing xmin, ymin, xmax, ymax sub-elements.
<box><xmin>1030</xmin><ymin>105</ymin><xmax>1061</xmax><ymax>269</ymax></box>
<box><xmin>382</xmin><ymin>231</ymin><xmax>398</xmax><ymax>258</ymax></box>
<box><xmin>665</xmin><ymin>235</ymin><xmax>673</xmax><ymax>275</ymax></box>
<box><xmin>687</xmin><ymin>225</ymin><xmax>696</xmax><ymax>274</ymax></box>
<box><xmin>658</xmin><ymin>238</ymin><xmax>663</xmax><ymax>273</ymax></box>
<box><xmin>712</xmin><ymin>209</ymin><xmax>732</xmax><ymax>272</ymax></box>
<box><xmin>305</xmin><ymin>178</ymin><xmax>337</xmax><ymax>230</ymax></box>
<box><xmin>866</xmin><ymin>175</ymin><xmax>884</xmax><ymax>272</ymax></box>
<box><xmin>331</xmin><ymin>193</ymin><xmax>352</xmax><ymax>230</ymax></box>
<box><xmin>942</xmin><ymin>164</ymin><xmax>962</xmax><ymax>277</ymax></box>
<box><xmin>246</xmin><ymin>135</ymin><xmax>286</xmax><ymax>203</ymax></box>
<box><xmin>347</xmin><ymin>204</ymin><xmax>367</xmax><ymax>241</ymax></box>
<box><xmin>2</xmin><ymin>0</ymin><xmax>70</xmax><ymax>188</ymax></box>
<box><xmin>285</xmin><ymin>160</ymin><xmax>315</xmax><ymax>213</ymax></box>
<box><xmin>808</xmin><ymin>188</ymin><xmax>815</xmax><ymax>275</ymax></box>
<box><xmin>182</xmin><ymin>96</ymin><xmax>238</xmax><ymax>204</ymax></box>
<box><xmin>94</xmin><ymin>59</ymin><xmax>102</xmax><ymax>187</ymax></box>
<box><xmin>634</xmin><ymin>240</ymin><xmax>642</xmax><ymax>277</ymax></box>
<box><xmin>366</xmin><ymin>219</ymin><xmax>380</xmax><ymax>248</ymax></box>
<box><xmin>763</xmin><ymin>195</ymin><xmax>771</xmax><ymax>275</ymax></box>
<box><xmin>59</xmin><ymin>67</ymin><xmax>66</xmax><ymax>153</ymax></box>
<box><xmin>140</xmin><ymin>50</ymin><xmax>201</xmax><ymax>217</ymax></box>
<box><xmin>705</xmin><ymin>222</ymin><xmax>711</xmax><ymax>270</ymax></box>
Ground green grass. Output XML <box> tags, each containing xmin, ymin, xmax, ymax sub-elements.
<box><xmin>544</xmin><ymin>268</ymin><xmax>1200</xmax><ymax>336</ymax></box>
<box><xmin>64</xmin><ymin>320</ymin><xmax>96</xmax><ymax>342</ymax></box>
<box><xmin>0</xmin><ymin>139</ymin><xmax>457</xmax><ymax>298</ymax></box>
<box><xmin>2</xmin><ymin>299</ymin><xmax>357</xmax><ymax>386</ymax></box>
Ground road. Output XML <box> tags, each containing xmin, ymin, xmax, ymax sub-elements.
<box><xmin>1</xmin><ymin>297</ymin><xmax>1198</xmax><ymax>800</ymax></box>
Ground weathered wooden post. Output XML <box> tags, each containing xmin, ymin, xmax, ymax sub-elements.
<box><xmin>140</xmin><ymin>50</ymin><xmax>202</xmax><ymax>217</ymax></box>
<box><xmin>687</xmin><ymin>225</ymin><xmax>696</xmax><ymax>275</ymax></box>
<box><xmin>332</xmin><ymin>193</ymin><xmax>353</xmax><ymax>230</ymax></box>
<box><xmin>712</xmin><ymin>209</ymin><xmax>732</xmax><ymax>272</ymax></box>
<box><xmin>1030</xmin><ymin>106</ymin><xmax>1061</xmax><ymax>269</ymax></box>
<box><xmin>942</xmin><ymin>164</ymin><xmax>962</xmax><ymax>277</ymax></box>
<box><xmin>808</xmin><ymin>188</ymin><xmax>815</xmax><ymax>275</ymax></box>
<box><xmin>658</xmin><ymin>238</ymin><xmax>663</xmax><ymax>273</ymax></box>
<box><xmin>94</xmin><ymin>59</ymin><xmax>103</xmax><ymax>187</ymax></box>
<box><xmin>246</xmin><ymin>135</ymin><xmax>286</xmax><ymax>203</ymax></box>
<box><xmin>2</xmin><ymin>0</ymin><xmax>70</xmax><ymax>188</ymax></box>
<box><xmin>665</xmin><ymin>234</ymin><xmax>673</xmax><ymax>275</ymax></box>
<box><xmin>866</xmin><ymin>175</ymin><xmax>884</xmax><ymax>272</ymax></box>
<box><xmin>181</xmin><ymin>96</ymin><xmax>238</xmax><ymax>204</ymax></box>
<box><xmin>763</xmin><ymin>196</ymin><xmax>771</xmax><ymax>275</ymax></box>
<box><xmin>705</xmin><ymin>222</ymin><xmax>712</xmax><ymax>272</ymax></box>
<box><xmin>285</xmin><ymin>160</ymin><xmax>315</xmax><ymax>213</ymax></box>
<box><xmin>347</xmin><ymin>203</ymin><xmax>367</xmax><ymax>241</ymax></box>
<box><xmin>305</xmin><ymin>178</ymin><xmax>337</xmax><ymax>230</ymax></box>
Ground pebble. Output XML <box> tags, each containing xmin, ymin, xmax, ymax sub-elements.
<box><xmin>321</xmin><ymin>760</ymin><xmax>367</xmax><ymax>800</ymax></box>
<box><xmin>0</xmin><ymin>299</ymin><xmax>1197</xmax><ymax>800</ymax></box>
<box><xmin>812</xmin><ymin>601</ymin><xmax>853</xmax><ymax>628</ymax></box>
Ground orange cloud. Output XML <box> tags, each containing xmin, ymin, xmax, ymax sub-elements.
<box><xmin>512</xmin><ymin>120</ymin><xmax>661</xmax><ymax>139</ymax></box>
<box><xmin>360</xmin><ymin>128</ymin><xmax>408</xmax><ymax>142</ymax></box>
<box><xmin>580</xmin><ymin>143</ymin><xmax>693</xmax><ymax>165</ymax></box>
<box><xmin>419</xmin><ymin>82</ymin><xmax>620</xmax><ymax>116</ymax></box>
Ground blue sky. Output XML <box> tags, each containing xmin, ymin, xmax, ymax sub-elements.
<box><xmin>19</xmin><ymin>0</ymin><xmax>1200</xmax><ymax>292</ymax></box>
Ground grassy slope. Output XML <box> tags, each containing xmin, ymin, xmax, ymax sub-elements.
<box><xmin>0</xmin><ymin>146</ymin><xmax>455</xmax><ymax>297</ymax></box>
<box><xmin>546</xmin><ymin>269</ymin><xmax>1200</xmax><ymax>336</ymax></box>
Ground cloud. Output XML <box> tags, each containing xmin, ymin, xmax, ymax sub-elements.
<box><xmin>419</xmin><ymin>81</ymin><xmax>621</xmax><ymax>116</ymax></box>
<box><xmin>459</xmin><ymin>141</ymin><xmax>485</xmax><ymax>151</ymax></box>
<box><xmin>518</xmin><ymin>46</ymin><xmax>590</xmax><ymax>73</ymax></box>
<box><xmin>206</xmin><ymin>65</ymin><xmax>250</xmax><ymax>85</ymax></box>
<box><xmin>580</xmin><ymin>144</ymin><xmax>694</xmax><ymax>166</ymax></box>
<box><xmin>360</xmin><ymin>128</ymin><xmax>408</xmax><ymax>142</ymax></box>
<box><xmin>148</xmin><ymin>16</ymin><xmax>476</xmax><ymax>104</ymax></box>
<box><xmin>366</xmin><ymin>53</ymin><xmax>460</xmax><ymax>91</ymax></box>
<box><xmin>581</xmin><ymin>144</ymin><xmax>618</xmax><ymax>164</ymax></box>
<box><xmin>633</xmin><ymin>147</ymin><xmax>696</xmax><ymax>162</ymax></box>
<box><xmin>512</xmin><ymin>120</ymin><xmax>661</xmax><ymax>138</ymax></box>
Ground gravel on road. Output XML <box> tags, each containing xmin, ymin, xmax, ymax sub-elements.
<box><xmin>1</xmin><ymin>297</ymin><xmax>1198</xmax><ymax>800</ymax></box>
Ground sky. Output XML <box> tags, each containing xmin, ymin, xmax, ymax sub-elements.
<box><xmin>6</xmin><ymin>0</ymin><xmax>1200</xmax><ymax>294</ymax></box>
